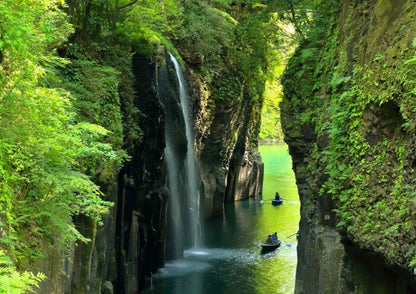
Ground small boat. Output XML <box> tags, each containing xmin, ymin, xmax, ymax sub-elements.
<box><xmin>260</xmin><ymin>241</ymin><xmax>281</xmax><ymax>254</ymax></box>
<box><xmin>272</xmin><ymin>198</ymin><xmax>283</xmax><ymax>206</ymax></box>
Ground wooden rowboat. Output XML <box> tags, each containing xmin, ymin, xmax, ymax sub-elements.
<box><xmin>272</xmin><ymin>198</ymin><xmax>283</xmax><ymax>206</ymax></box>
<box><xmin>260</xmin><ymin>241</ymin><xmax>281</xmax><ymax>254</ymax></box>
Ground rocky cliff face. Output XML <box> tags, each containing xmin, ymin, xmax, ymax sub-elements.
<box><xmin>191</xmin><ymin>71</ymin><xmax>264</xmax><ymax>219</ymax></box>
<box><xmin>114</xmin><ymin>54</ymin><xmax>167</xmax><ymax>293</ymax></box>
<box><xmin>281</xmin><ymin>1</ymin><xmax>416</xmax><ymax>293</ymax></box>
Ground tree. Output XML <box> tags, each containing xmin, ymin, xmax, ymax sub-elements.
<box><xmin>0</xmin><ymin>0</ymin><xmax>118</xmax><ymax>289</ymax></box>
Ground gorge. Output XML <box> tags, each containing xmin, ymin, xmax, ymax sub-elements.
<box><xmin>1</xmin><ymin>1</ymin><xmax>416</xmax><ymax>294</ymax></box>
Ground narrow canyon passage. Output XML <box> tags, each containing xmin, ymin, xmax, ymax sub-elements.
<box><xmin>148</xmin><ymin>144</ymin><xmax>300</xmax><ymax>294</ymax></box>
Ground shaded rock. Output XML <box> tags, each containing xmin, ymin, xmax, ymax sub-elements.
<box><xmin>102</xmin><ymin>281</ymin><xmax>113</xmax><ymax>294</ymax></box>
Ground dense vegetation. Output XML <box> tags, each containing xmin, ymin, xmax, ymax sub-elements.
<box><xmin>282</xmin><ymin>0</ymin><xmax>416</xmax><ymax>272</ymax></box>
<box><xmin>9</xmin><ymin>0</ymin><xmax>414</xmax><ymax>291</ymax></box>
<box><xmin>0</xmin><ymin>1</ymin><xmax>122</xmax><ymax>291</ymax></box>
<box><xmin>0</xmin><ymin>0</ymin><xmax>305</xmax><ymax>291</ymax></box>
<box><xmin>259</xmin><ymin>47</ymin><xmax>290</xmax><ymax>142</ymax></box>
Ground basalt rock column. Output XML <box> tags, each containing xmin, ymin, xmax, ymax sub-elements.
<box><xmin>115</xmin><ymin>54</ymin><xmax>166</xmax><ymax>292</ymax></box>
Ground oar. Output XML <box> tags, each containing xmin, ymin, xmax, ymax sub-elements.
<box><xmin>286</xmin><ymin>232</ymin><xmax>298</xmax><ymax>238</ymax></box>
<box><xmin>259</xmin><ymin>198</ymin><xmax>277</xmax><ymax>204</ymax></box>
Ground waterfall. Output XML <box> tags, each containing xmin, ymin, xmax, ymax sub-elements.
<box><xmin>158</xmin><ymin>53</ymin><xmax>200</xmax><ymax>259</ymax></box>
<box><xmin>169</xmin><ymin>53</ymin><xmax>200</xmax><ymax>247</ymax></box>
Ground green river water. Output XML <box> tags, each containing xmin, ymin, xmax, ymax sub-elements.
<box><xmin>149</xmin><ymin>143</ymin><xmax>300</xmax><ymax>294</ymax></box>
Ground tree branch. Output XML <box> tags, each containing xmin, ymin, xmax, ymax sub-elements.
<box><xmin>112</xmin><ymin>0</ymin><xmax>138</xmax><ymax>31</ymax></box>
<box><xmin>117</xmin><ymin>0</ymin><xmax>138</xmax><ymax>11</ymax></box>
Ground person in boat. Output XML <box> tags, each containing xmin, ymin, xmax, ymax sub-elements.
<box><xmin>272</xmin><ymin>232</ymin><xmax>278</xmax><ymax>244</ymax></box>
<box><xmin>266</xmin><ymin>235</ymin><xmax>273</xmax><ymax>244</ymax></box>
<box><xmin>275</xmin><ymin>192</ymin><xmax>280</xmax><ymax>201</ymax></box>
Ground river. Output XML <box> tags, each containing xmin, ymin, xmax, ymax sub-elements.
<box><xmin>148</xmin><ymin>143</ymin><xmax>300</xmax><ymax>294</ymax></box>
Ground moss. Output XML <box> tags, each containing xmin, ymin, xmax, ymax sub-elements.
<box><xmin>282</xmin><ymin>0</ymin><xmax>416</xmax><ymax>272</ymax></box>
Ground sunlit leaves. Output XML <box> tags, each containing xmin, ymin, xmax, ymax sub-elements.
<box><xmin>0</xmin><ymin>0</ymin><xmax>118</xmax><ymax>289</ymax></box>
<box><xmin>0</xmin><ymin>250</ymin><xmax>45</xmax><ymax>294</ymax></box>
<box><xmin>116</xmin><ymin>0</ymin><xmax>183</xmax><ymax>53</ymax></box>
<box><xmin>178</xmin><ymin>1</ymin><xmax>235</xmax><ymax>70</ymax></box>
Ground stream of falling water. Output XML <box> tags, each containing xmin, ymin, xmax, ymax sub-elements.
<box><xmin>160</xmin><ymin>53</ymin><xmax>200</xmax><ymax>259</ymax></box>
<box><xmin>169</xmin><ymin>53</ymin><xmax>200</xmax><ymax>247</ymax></box>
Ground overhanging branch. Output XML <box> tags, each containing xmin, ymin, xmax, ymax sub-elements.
<box><xmin>116</xmin><ymin>0</ymin><xmax>138</xmax><ymax>11</ymax></box>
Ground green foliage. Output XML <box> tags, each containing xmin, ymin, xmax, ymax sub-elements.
<box><xmin>0</xmin><ymin>251</ymin><xmax>45</xmax><ymax>294</ymax></box>
<box><xmin>282</xmin><ymin>0</ymin><xmax>416</xmax><ymax>271</ymax></box>
<box><xmin>115</xmin><ymin>0</ymin><xmax>183</xmax><ymax>56</ymax></box>
<box><xmin>176</xmin><ymin>0</ymin><xmax>284</xmax><ymax>105</ymax></box>
<box><xmin>263</xmin><ymin>0</ymin><xmax>317</xmax><ymax>37</ymax></box>
<box><xmin>0</xmin><ymin>0</ymin><xmax>73</xmax><ymax>58</ymax></box>
<box><xmin>259</xmin><ymin>51</ymin><xmax>287</xmax><ymax>141</ymax></box>
<box><xmin>259</xmin><ymin>81</ymin><xmax>283</xmax><ymax>141</ymax></box>
<box><xmin>65</xmin><ymin>0</ymin><xmax>113</xmax><ymax>41</ymax></box>
<box><xmin>0</xmin><ymin>0</ymin><xmax>124</xmax><ymax>287</ymax></box>
<box><xmin>177</xmin><ymin>1</ymin><xmax>236</xmax><ymax>79</ymax></box>
<box><xmin>61</xmin><ymin>58</ymin><xmax>123</xmax><ymax>145</ymax></box>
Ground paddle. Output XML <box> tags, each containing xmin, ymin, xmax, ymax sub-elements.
<box><xmin>259</xmin><ymin>198</ymin><xmax>283</xmax><ymax>204</ymax></box>
<box><xmin>286</xmin><ymin>232</ymin><xmax>298</xmax><ymax>238</ymax></box>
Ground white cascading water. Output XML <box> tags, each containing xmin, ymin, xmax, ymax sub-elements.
<box><xmin>164</xmin><ymin>140</ymin><xmax>184</xmax><ymax>258</ymax></box>
<box><xmin>168</xmin><ymin>53</ymin><xmax>200</xmax><ymax>248</ymax></box>
<box><xmin>159</xmin><ymin>60</ymin><xmax>184</xmax><ymax>259</ymax></box>
<box><xmin>161</xmin><ymin>53</ymin><xmax>200</xmax><ymax>257</ymax></box>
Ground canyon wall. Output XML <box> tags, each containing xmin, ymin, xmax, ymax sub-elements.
<box><xmin>114</xmin><ymin>54</ymin><xmax>167</xmax><ymax>293</ymax></box>
<box><xmin>191</xmin><ymin>71</ymin><xmax>264</xmax><ymax>219</ymax></box>
<box><xmin>281</xmin><ymin>1</ymin><xmax>416</xmax><ymax>293</ymax></box>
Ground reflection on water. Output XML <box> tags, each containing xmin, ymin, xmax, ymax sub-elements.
<box><xmin>150</xmin><ymin>144</ymin><xmax>299</xmax><ymax>294</ymax></box>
